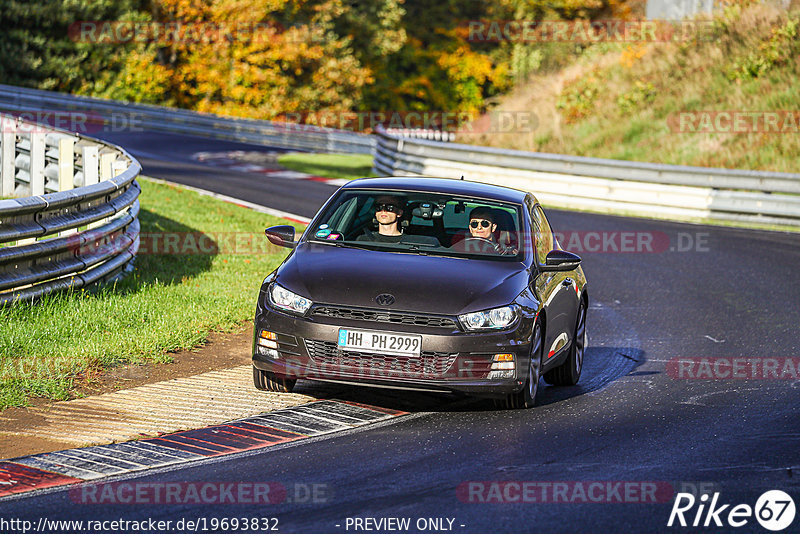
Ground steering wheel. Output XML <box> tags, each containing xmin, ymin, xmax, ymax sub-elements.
<box><xmin>461</xmin><ymin>237</ymin><xmax>501</xmax><ymax>253</ymax></box>
<box><xmin>463</xmin><ymin>237</ymin><xmax>494</xmax><ymax>245</ymax></box>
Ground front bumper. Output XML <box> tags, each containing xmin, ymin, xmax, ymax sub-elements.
<box><xmin>252</xmin><ymin>303</ymin><xmax>534</xmax><ymax>397</ymax></box>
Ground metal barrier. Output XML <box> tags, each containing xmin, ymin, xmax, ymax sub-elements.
<box><xmin>384</xmin><ymin>128</ymin><xmax>455</xmax><ymax>142</ymax></box>
<box><xmin>0</xmin><ymin>114</ymin><xmax>141</xmax><ymax>303</ymax></box>
<box><xmin>373</xmin><ymin>126</ymin><xmax>800</xmax><ymax>227</ymax></box>
<box><xmin>0</xmin><ymin>84</ymin><xmax>374</xmax><ymax>155</ymax></box>
<box><xmin>3</xmin><ymin>85</ymin><xmax>798</xmax><ymax>228</ymax></box>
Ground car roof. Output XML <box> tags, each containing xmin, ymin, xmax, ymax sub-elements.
<box><xmin>341</xmin><ymin>176</ymin><xmax>536</xmax><ymax>205</ymax></box>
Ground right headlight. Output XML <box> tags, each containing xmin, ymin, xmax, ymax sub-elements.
<box><xmin>459</xmin><ymin>305</ymin><xmax>519</xmax><ymax>331</ymax></box>
<box><xmin>268</xmin><ymin>283</ymin><xmax>312</xmax><ymax>316</ymax></box>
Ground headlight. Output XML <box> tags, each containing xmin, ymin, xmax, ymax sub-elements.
<box><xmin>459</xmin><ymin>305</ymin><xmax>518</xmax><ymax>331</ymax></box>
<box><xmin>268</xmin><ymin>283</ymin><xmax>312</xmax><ymax>315</ymax></box>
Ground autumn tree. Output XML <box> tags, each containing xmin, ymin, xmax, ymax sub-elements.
<box><xmin>0</xmin><ymin>0</ymin><xmax>149</xmax><ymax>93</ymax></box>
<box><xmin>99</xmin><ymin>0</ymin><xmax>407</xmax><ymax>119</ymax></box>
<box><xmin>0</xmin><ymin>0</ymin><xmax>642</xmax><ymax>127</ymax></box>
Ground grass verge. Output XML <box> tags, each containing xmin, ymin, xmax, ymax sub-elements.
<box><xmin>278</xmin><ymin>152</ymin><xmax>376</xmax><ymax>180</ymax></box>
<box><xmin>464</xmin><ymin>3</ymin><xmax>800</xmax><ymax>174</ymax></box>
<box><xmin>0</xmin><ymin>178</ymin><xmax>303</xmax><ymax>410</ymax></box>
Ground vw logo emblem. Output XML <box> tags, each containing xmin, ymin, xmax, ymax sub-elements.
<box><xmin>375</xmin><ymin>293</ymin><xmax>395</xmax><ymax>306</ymax></box>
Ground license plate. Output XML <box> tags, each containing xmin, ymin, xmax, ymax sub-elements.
<box><xmin>337</xmin><ymin>329</ymin><xmax>422</xmax><ymax>357</ymax></box>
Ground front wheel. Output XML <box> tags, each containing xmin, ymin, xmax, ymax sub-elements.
<box><xmin>543</xmin><ymin>299</ymin><xmax>586</xmax><ymax>386</ymax></box>
<box><xmin>253</xmin><ymin>366</ymin><xmax>296</xmax><ymax>393</ymax></box>
<box><xmin>495</xmin><ymin>322</ymin><xmax>542</xmax><ymax>410</ymax></box>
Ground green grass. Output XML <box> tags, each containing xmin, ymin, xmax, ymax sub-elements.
<box><xmin>0</xmin><ymin>178</ymin><xmax>303</xmax><ymax>410</ymax></box>
<box><xmin>278</xmin><ymin>152</ymin><xmax>376</xmax><ymax>180</ymax></box>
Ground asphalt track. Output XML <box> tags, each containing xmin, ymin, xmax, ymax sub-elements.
<box><xmin>1</xmin><ymin>130</ymin><xmax>799</xmax><ymax>533</ymax></box>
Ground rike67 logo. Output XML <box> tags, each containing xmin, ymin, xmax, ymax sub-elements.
<box><xmin>668</xmin><ymin>490</ymin><xmax>796</xmax><ymax>531</ymax></box>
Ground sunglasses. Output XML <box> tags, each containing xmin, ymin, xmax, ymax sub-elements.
<box><xmin>470</xmin><ymin>219</ymin><xmax>492</xmax><ymax>229</ymax></box>
<box><xmin>375</xmin><ymin>203</ymin><xmax>400</xmax><ymax>213</ymax></box>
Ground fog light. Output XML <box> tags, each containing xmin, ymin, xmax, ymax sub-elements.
<box><xmin>259</xmin><ymin>347</ymin><xmax>279</xmax><ymax>359</ymax></box>
<box><xmin>258</xmin><ymin>338</ymin><xmax>278</xmax><ymax>349</ymax></box>
<box><xmin>488</xmin><ymin>353</ymin><xmax>515</xmax><ymax>379</ymax></box>
<box><xmin>488</xmin><ymin>370</ymin><xmax>515</xmax><ymax>379</ymax></box>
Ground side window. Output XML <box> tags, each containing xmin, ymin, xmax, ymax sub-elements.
<box><xmin>326</xmin><ymin>197</ymin><xmax>359</xmax><ymax>232</ymax></box>
<box><xmin>531</xmin><ymin>205</ymin><xmax>553</xmax><ymax>265</ymax></box>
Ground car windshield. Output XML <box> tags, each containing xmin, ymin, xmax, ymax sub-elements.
<box><xmin>304</xmin><ymin>189</ymin><xmax>524</xmax><ymax>261</ymax></box>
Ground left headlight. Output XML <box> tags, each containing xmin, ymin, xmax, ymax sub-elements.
<box><xmin>459</xmin><ymin>305</ymin><xmax>519</xmax><ymax>331</ymax></box>
<box><xmin>268</xmin><ymin>283</ymin><xmax>312</xmax><ymax>315</ymax></box>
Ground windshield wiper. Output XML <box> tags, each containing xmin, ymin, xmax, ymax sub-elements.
<box><xmin>310</xmin><ymin>239</ymin><xmax>344</xmax><ymax>247</ymax></box>
<box><xmin>316</xmin><ymin>240</ymin><xmax>384</xmax><ymax>252</ymax></box>
<box><xmin>311</xmin><ymin>240</ymin><xmax>440</xmax><ymax>255</ymax></box>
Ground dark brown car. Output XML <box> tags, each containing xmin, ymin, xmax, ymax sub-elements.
<box><xmin>253</xmin><ymin>177</ymin><xmax>587</xmax><ymax>408</ymax></box>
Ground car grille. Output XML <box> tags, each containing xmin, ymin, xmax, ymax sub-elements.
<box><xmin>305</xmin><ymin>340</ymin><xmax>458</xmax><ymax>378</ymax></box>
<box><xmin>311</xmin><ymin>306</ymin><xmax>458</xmax><ymax>329</ymax></box>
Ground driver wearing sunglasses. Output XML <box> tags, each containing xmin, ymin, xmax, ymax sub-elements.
<box><xmin>459</xmin><ymin>206</ymin><xmax>514</xmax><ymax>255</ymax></box>
<box><xmin>468</xmin><ymin>207</ymin><xmax>498</xmax><ymax>240</ymax></box>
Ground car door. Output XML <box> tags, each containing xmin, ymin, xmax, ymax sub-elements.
<box><xmin>531</xmin><ymin>204</ymin><xmax>579</xmax><ymax>363</ymax></box>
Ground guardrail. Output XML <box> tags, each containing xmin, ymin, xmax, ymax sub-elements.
<box><xmin>384</xmin><ymin>128</ymin><xmax>455</xmax><ymax>142</ymax></box>
<box><xmin>373</xmin><ymin>126</ymin><xmax>800</xmax><ymax>227</ymax></box>
<box><xmin>0</xmin><ymin>84</ymin><xmax>374</xmax><ymax>155</ymax></box>
<box><xmin>0</xmin><ymin>114</ymin><xmax>141</xmax><ymax>304</ymax></box>
<box><xmin>3</xmin><ymin>85</ymin><xmax>798</xmax><ymax>228</ymax></box>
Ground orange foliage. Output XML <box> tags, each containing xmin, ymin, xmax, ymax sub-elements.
<box><xmin>128</xmin><ymin>0</ymin><xmax>371</xmax><ymax>119</ymax></box>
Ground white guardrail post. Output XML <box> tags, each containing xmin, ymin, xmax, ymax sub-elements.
<box><xmin>371</xmin><ymin>125</ymin><xmax>800</xmax><ymax>228</ymax></box>
<box><xmin>82</xmin><ymin>145</ymin><xmax>99</xmax><ymax>187</ymax></box>
<box><xmin>0</xmin><ymin>120</ymin><xmax>14</xmax><ymax>197</ymax></box>
<box><xmin>0</xmin><ymin>112</ymin><xmax>141</xmax><ymax>304</ymax></box>
<box><xmin>58</xmin><ymin>136</ymin><xmax>74</xmax><ymax>192</ymax></box>
<box><xmin>29</xmin><ymin>132</ymin><xmax>45</xmax><ymax>196</ymax></box>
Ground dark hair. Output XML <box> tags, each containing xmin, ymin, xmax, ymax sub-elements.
<box><xmin>469</xmin><ymin>207</ymin><xmax>495</xmax><ymax>223</ymax></box>
<box><xmin>374</xmin><ymin>195</ymin><xmax>404</xmax><ymax>210</ymax></box>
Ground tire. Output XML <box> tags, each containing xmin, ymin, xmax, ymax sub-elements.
<box><xmin>543</xmin><ymin>299</ymin><xmax>586</xmax><ymax>386</ymax></box>
<box><xmin>253</xmin><ymin>366</ymin><xmax>296</xmax><ymax>393</ymax></box>
<box><xmin>494</xmin><ymin>322</ymin><xmax>543</xmax><ymax>410</ymax></box>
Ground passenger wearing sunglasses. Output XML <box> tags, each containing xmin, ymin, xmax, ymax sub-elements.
<box><xmin>357</xmin><ymin>195</ymin><xmax>406</xmax><ymax>242</ymax></box>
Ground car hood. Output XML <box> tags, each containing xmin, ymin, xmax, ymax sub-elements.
<box><xmin>275</xmin><ymin>242</ymin><xmax>529</xmax><ymax>315</ymax></box>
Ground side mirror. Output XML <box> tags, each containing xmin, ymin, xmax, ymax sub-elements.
<box><xmin>265</xmin><ymin>225</ymin><xmax>297</xmax><ymax>249</ymax></box>
<box><xmin>539</xmin><ymin>249</ymin><xmax>581</xmax><ymax>272</ymax></box>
